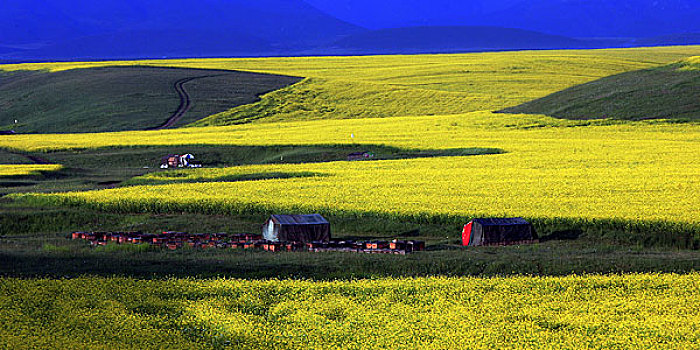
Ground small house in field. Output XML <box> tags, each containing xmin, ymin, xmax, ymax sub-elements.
<box><xmin>262</xmin><ymin>214</ymin><xmax>331</xmax><ymax>243</ymax></box>
<box><xmin>160</xmin><ymin>154</ymin><xmax>202</xmax><ymax>169</ymax></box>
<box><xmin>347</xmin><ymin>152</ymin><xmax>374</xmax><ymax>161</ymax></box>
<box><xmin>462</xmin><ymin>218</ymin><xmax>536</xmax><ymax>246</ymax></box>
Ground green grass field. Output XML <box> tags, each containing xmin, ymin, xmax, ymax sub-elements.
<box><xmin>4</xmin><ymin>112</ymin><xmax>699</xmax><ymax>248</ymax></box>
<box><xmin>1</xmin><ymin>46</ymin><xmax>699</xmax><ymax>349</ymax></box>
<box><xmin>502</xmin><ymin>57</ymin><xmax>700</xmax><ymax>120</ymax></box>
<box><xmin>2</xmin><ymin>46</ymin><xmax>696</xmax><ymax>125</ymax></box>
<box><xmin>0</xmin><ymin>66</ymin><xmax>300</xmax><ymax>133</ymax></box>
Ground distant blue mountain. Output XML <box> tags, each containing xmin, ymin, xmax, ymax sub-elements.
<box><xmin>0</xmin><ymin>0</ymin><xmax>364</xmax><ymax>60</ymax></box>
<box><xmin>1</xmin><ymin>0</ymin><xmax>698</xmax><ymax>61</ymax></box>
<box><xmin>305</xmin><ymin>0</ymin><xmax>700</xmax><ymax>37</ymax></box>
<box><xmin>329</xmin><ymin>26</ymin><xmax>591</xmax><ymax>54</ymax></box>
<box><xmin>23</xmin><ymin>30</ymin><xmax>276</xmax><ymax>60</ymax></box>
<box><xmin>631</xmin><ymin>33</ymin><xmax>700</xmax><ymax>47</ymax></box>
<box><xmin>482</xmin><ymin>0</ymin><xmax>700</xmax><ymax>38</ymax></box>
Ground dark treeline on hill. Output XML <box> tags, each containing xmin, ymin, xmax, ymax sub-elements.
<box><xmin>0</xmin><ymin>0</ymin><xmax>699</xmax><ymax>61</ymax></box>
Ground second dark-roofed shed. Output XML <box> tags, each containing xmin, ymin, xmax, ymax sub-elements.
<box><xmin>262</xmin><ymin>214</ymin><xmax>331</xmax><ymax>243</ymax></box>
<box><xmin>462</xmin><ymin>218</ymin><xmax>536</xmax><ymax>246</ymax></box>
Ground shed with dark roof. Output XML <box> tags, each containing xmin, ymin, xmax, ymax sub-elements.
<box><xmin>462</xmin><ymin>218</ymin><xmax>536</xmax><ymax>246</ymax></box>
<box><xmin>262</xmin><ymin>214</ymin><xmax>331</xmax><ymax>243</ymax></box>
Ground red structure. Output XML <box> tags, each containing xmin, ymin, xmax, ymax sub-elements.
<box><xmin>462</xmin><ymin>218</ymin><xmax>537</xmax><ymax>246</ymax></box>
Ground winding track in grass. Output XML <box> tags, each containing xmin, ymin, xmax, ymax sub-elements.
<box><xmin>149</xmin><ymin>74</ymin><xmax>225</xmax><ymax>130</ymax></box>
<box><xmin>3</xmin><ymin>150</ymin><xmax>51</xmax><ymax>165</ymax></box>
<box><xmin>0</xmin><ymin>66</ymin><xmax>304</xmax><ymax>133</ymax></box>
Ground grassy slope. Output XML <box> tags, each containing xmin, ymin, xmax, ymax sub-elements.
<box><xmin>0</xmin><ymin>144</ymin><xmax>498</xmax><ymax>197</ymax></box>
<box><xmin>2</xmin><ymin>46</ymin><xmax>698</xmax><ymax>125</ymax></box>
<box><xmin>0</xmin><ymin>66</ymin><xmax>300</xmax><ymax>133</ymax></box>
<box><xmin>1</xmin><ymin>48</ymin><xmax>700</xmax><ymax>350</ymax></box>
<box><xmin>0</xmin><ymin>47</ymin><xmax>698</xmax><ymax>248</ymax></box>
<box><xmin>3</xmin><ymin>112</ymin><xmax>699</xmax><ymax>248</ymax></box>
<box><xmin>501</xmin><ymin>56</ymin><xmax>700</xmax><ymax>120</ymax></box>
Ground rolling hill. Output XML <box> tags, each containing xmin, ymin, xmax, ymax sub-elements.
<box><xmin>1</xmin><ymin>48</ymin><xmax>700</xmax><ymax>350</ymax></box>
<box><xmin>0</xmin><ymin>66</ymin><xmax>301</xmax><ymax>133</ymax></box>
<box><xmin>500</xmin><ymin>57</ymin><xmax>700</xmax><ymax>120</ymax></box>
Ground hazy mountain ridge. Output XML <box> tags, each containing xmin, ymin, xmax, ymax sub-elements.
<box><xmin>328</xmin><ymin>26</ymin><xmax>592</xmax><ymax>54</ymax></box>
<box><xmin>0</xmin><ymin>0</ymin><xmax>364</xmax><ymax>60</ymax></box>
<box><xmin>1</xmin><ymin>0</ymin><xmax>698</xmax><ymax>61</ymax></box>
<box><xmin>480</xmin><ymin>0</ymin><xmax>700</xmax><ymax>37</ymax></box>
<box><xmin>306</xmin><ymin>0</ymin><xmax>699</xmax><ymax>37</ymax></box>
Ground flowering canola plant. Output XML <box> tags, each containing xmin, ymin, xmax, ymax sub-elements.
<box><xmin>0</xmin><ymin>164</ymin><xmax>62</xmax><ymax>177</ymax></box>
<box><xmin>0</xmin><ymin>274</ymin><xmax>699</xmax><ymax>349</ymax></box>
<box><xmin>10</xmin><ymin>112</ymin><xmax>699</xmax><ymax>231</ymax></box>
<box><xmin>0</xmin><ymin>45</ymin><xmax>699</xmax><ymax>350</ymax></box>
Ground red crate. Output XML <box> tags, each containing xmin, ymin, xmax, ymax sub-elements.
<box><xmin>390</xmin><ymin>240</ymin><xmax>406</xmax><ymax>250</ymax></box>
<box><xmin>307</xmin><ymin>242</ymin><xmax>325</xmax><ymax>249</ymax></box>
<box><xmin>210</xmin><ymin>233</ymin><xmax>228</xmax><ymax>241</ymax></box>
<box><xmin>267</xmin><ymin>244</ymin><xmax>277</xmax><ymax>252</ymax></box>
<box><xmin>247</xmin><ymin>234</ymin><xmax>263</xmax><ymax>241</ymax></box>
<box><xmin>376</xmin><ymin>241</ymin><xmax>389</xmax><ymax>249</ymax></box>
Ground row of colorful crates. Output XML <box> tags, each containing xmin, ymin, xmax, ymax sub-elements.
<box><xmin>71</xmin><ymin>231</ymin><xmax>263</xmax><ymax>245</ymax></box>
<box><xmin>70</xmin><ymin>232</ymin><xmax>425</xmax><ymax>253</ymax></box>
<box><xmin>305</xmin><ymin>239</ymin><xmax>425</xmax><ymax>252</ymax></box>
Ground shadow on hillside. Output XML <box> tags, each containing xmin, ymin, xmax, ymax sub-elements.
<box><xmin>2</xmin><ymin>242</ymin><xmax>700</xmax><ymax>280</ymax></box>
<box><xmin>0</xmin><ymin>144</ymin><xmax>504</xmax><ymax>194</ymax></box>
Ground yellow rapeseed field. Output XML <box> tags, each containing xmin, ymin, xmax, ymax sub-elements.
<box><xmin>679</xmin><ymin>56</ymin><xmax>700</xmax><ymax>70</ymax></box>
<box><xmin>1</xmin><ymin>46</ymin><xmax>698</xmax><ymax>235</ymax></box>
<box><xmin>8</xmin><ymin>112</ymin><xmax>700</xmax><ymax>228</ymax></box>
<box><xmin>2</xmin><ymin>46</ymin><xmax>698</xmax><ymax>123</ymax></box>
<box><xmin>1</xmin><ymin>47</ymin><xmax>699</xmax><ymax>350</ymax></box>
<box><xmin>0</xmin><ymin>164</ymin><xmax>62</xmax><ymax>177</ymax></box>
<box><xmin>1</xmin><ymin>274</ymin><xmax>699</xmax><ymax>349</ymax></box>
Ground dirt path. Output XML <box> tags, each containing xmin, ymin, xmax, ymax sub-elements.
<box><xmin>2</xmin><ymin>150</ymin><xmax>51</xmax><ymax>165</ymax></box>
<box><xmin>149</xmin><ymin>75</ymin><xmax>223</xmax><ymax>130</ymax></box>
<box><xmin>25</xmin><ymin>155</ymin><xmax>51</xmax><ymax>164</ymax></box>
